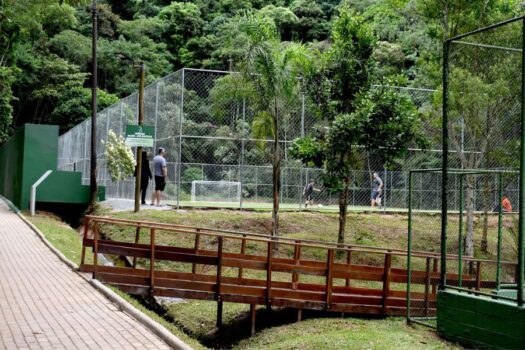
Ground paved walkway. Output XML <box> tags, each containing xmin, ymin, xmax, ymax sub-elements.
<box><xmin>0</xmin><ymin>200</ymin><xmax>171</xmax><ymax>349</ymax></box>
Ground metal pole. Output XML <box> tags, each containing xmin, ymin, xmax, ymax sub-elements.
<box><xmin>496</xmin><ymin>173</ymin><xmax>503</xmax><ymax>290</ymax></box>
<box><xmin>518</xmin><ymin>18</ymin><xmax>525</xmax><ymax>305</ymax></box>
<box><xmin>440</xmin><ymin>40</ymin><xmax>450</xmax><ymax>289</ymax></box>
<box><xmin>88</xmin><ymin>0</ymin><xmax>98</xmax><ymax>211</ymax></box>
<box><xmin>301</xmin><ymin>93</ymin><xmax>305</xmax><ymax>138</ymax></box>
<box><xmin>240</xmin><ymin>98</ymin><xmax>246</xmax><ymax>209</ymax></box>
<box><xmin>153</xmin><ymin>81</ymin><xmax>159</xmax><ymax>152</ymax></box>
<box><xmin>176</xmin><ymin>69</ymin><xmax>185</xmax><ymax>209</ymax></box>
<box><xmin>406</xmin><ymin>171</ymin><xmax>413</xmax><ymax>323</ymax></box>
<box><xmin>383</xmin><ymin>168</ymin><xmax>387</xmax><ymax>213</ymax></box>
<box><xmin>458</xmin><ymin>174</ymin><xmax>463</xmax><ymax>288</ymax></box>
<box><xmin>134</xmin><ymin>62</ymin><xmax>145</xmax><ymax>213</ymax></box>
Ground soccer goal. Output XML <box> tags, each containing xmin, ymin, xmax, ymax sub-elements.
<box><xmin>191</xmin><ymin>181</ymin><xmax>241</xmax><ymax>203</ymax></box>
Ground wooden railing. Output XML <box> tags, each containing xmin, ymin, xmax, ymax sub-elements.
<box><xmin>79</xmin><ymin>215</ymin><xmax>515</xmax><ymax>335</ymax></box>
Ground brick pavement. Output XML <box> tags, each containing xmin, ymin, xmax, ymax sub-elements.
<box><xmin>0</xmin><ymin>200</ymin><xmax>172</xmax><ymax>349</ymax></box>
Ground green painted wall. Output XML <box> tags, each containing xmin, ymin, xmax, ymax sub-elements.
<box><xmin>437</xmin><ymin>289</ymin><xmax>525</xmax><ymax>349</ymax></box>
<box><xmin>0</xmin><ymin>126</ymin><xmax>25</xmax><ymax>208</ymax></box>
<box><xmin>0</xmin><ymin>124</ymin><xmax>104</xmax><ymax>209</ymax></box>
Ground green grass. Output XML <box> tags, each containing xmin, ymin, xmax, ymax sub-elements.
<box><xmin>26</xmin><ymin>212</ymin><xmax>90</xmax><ymax>264</ymax></box>
<box><xmin>236</xmin><ymin>317</ymin><xmax>459</xmax><ymax>350</ymax></box>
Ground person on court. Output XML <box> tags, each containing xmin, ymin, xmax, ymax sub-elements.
<box><xmin>371</xmin><ymin>172</ymin><xmax>383</xmax><ymax>208</ymax></box>
<box><xmin>303</xmin><ymin>179</ymin><xmax>321</xmax><ymax>208</ymax></box>
<box><xmin>151</xmin><ymin>147</ymin><xmax>168</xmax><ymax>206</ymax></box>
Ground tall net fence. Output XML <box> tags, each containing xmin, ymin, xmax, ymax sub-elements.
<box><xmin>407</xmin><ymin>18</ymin><xmax>525</xmax><ymax>327</ymax></box>
<box><xmin>59</xmin><ymin>68</ymin><xmax>442</xmax><ymax>210</ymax></box>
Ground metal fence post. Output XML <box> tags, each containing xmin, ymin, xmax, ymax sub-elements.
<box><xmin>440</xmin><ymin>39</ymin><xmax>450</xmax><ymax>290</ymax></box>
<box><xmin>240</xmin><ymin>98</ymin><xmax>246</xmax><ymax>209</ymax></box>
<box><xmin>177</xmin><ymin>69</ymin><xmax>185</xmax><ymax>209</ymax></box>
<box><xmin>518</xmin><ymin>17</ymin><xmax>525</xmax><ymax>305</ymax></box>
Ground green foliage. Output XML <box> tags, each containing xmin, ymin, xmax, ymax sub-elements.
<box><xmin>50</xmin><ymin>88</ymin><xmax>118</xmax><ymax>133</ymax></box>
<box><xmin>103</xmin><ymin>130</ymin><xmax>136</xmax><ymax>182</ymax></box>
<box><xmin>0</xmin><ymin>67</ymin><xmax>15</xmax><ymax>143</ymax></box>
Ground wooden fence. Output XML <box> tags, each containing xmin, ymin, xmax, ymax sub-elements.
<box><xmin>79</xmin><ymin>215</ymin><xmax>514</xmax><ymax>335</ymax></box>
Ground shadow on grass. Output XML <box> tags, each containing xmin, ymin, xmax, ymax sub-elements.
<box><xmin>131</xmin><ymin>294</ymin><xmax>386</xmax><ymax>349</ymax></box>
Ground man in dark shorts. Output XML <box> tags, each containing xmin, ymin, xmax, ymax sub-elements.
<box><xmin>151</xmin><ymin>147</ymin><xmax>167</xmax><ymax>206</ymax></box>
<box><xmin>303</xmin><ymin>179</ymin><xmax>320</xmax><ymax>208</ymax></box>
<box><xmin>371</xmin><ymin>172</ymin><xmax>383</xmax><ymax>208</ymax></box>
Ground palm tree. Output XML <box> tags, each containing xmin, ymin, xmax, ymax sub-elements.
<box><xmin>233</xmin><ymin>13</ymin><xmax>310</xmax><ymax>236</ymax></box>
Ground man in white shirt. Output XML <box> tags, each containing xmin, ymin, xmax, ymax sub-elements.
<box><xmin>151</xmin><ymin>147</ymin><xmax>168</xmax><ymax>206</ymax></box>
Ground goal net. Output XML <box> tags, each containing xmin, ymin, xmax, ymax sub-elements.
<box><xmin>191</xmin><ymin>181</ymin><xmax>241</xmax><ymax>203</ymax></box>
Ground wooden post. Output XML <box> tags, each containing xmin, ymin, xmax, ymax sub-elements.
<box><xmin>292</xmin><ymin>241</ymin><xmax>301</xmax><ymax>289</ymax></box>
<box><xmin>192</xmin><ymin>230</ymin><xmax>200</xmax><ymax>274</ymax></box>
<box><xmin>266</xmin><ymin>241</ymin><xmax>273</xmax><ymax>308</ymax></box>
<box><xmin>93</xmin><ymin>221</ymin><xmax>99</xmax><ymax>279</ymax></box>
<box><xmin>80</xmin><ymin>217</ymin><xmax>89</xmax><ymax>266</ymax></box>
<box><xmin>250</xmin><ymin>304</ymin><xmax>256</xmax><ymax>336</ymax></box>
<box><xmin>133</xmin><ymin>225</ymin><xmax>141</xmax><ymax>268</ymax></box>
<box><xmin>345</xmin><ymin>249</ymin><xmax>352</xmax><ymax>287</ymax></box>
<box><xmin>382</xmin><ymin>252</ymin><xmax>392</xmax><ymax>315</ymax></box>
<box><xmin>432</xmin><ymin>257</ymin><xmax>438</xmax><ymax>294</ymax></box>
<box><xmin>325</xmin><ymin>249</ymin><xmax>334</xmax><ymax>310</ymax></box>
<box><xmin>475</xmin><ymin>261</ymin><xmax>482</xmax><ymax>291</ymax></box>
<box><xmin>216</xmin><ymin>236</ymin><xmax>224</xmax><ymax>328</ymax></box>
<box><xmin>150</xmin><ymin>228</ymin><xmax>156</xmax><ymax>294</ymax></box>
<box><xmin>238</xmin><ymin>234</ymin><xmax>247</xmax><ymax>278</ymax></box>
<box><xmin>424</xmin><ymin>257</ymin><xmax>431</xmax><ymax>317</ymax></box>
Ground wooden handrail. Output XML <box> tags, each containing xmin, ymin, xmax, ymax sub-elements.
<box><xmin>85</xmin><ymin>215</ymin><xmax>517</xmax><ymax>266</ymax></box>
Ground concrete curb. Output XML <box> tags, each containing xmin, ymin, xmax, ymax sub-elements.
<box><xmin>15</xmin><ymin>209</ymin><xmax>192</xmax><ymax>350</ymax></box>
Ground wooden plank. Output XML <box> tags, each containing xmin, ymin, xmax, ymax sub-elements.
<box><xmin>222</xmin><ymin>258</ymin><xmax>267</xmax><ymax>270</ymax></box>
<box><xmin>81</xmin><ymin>217</ymin><xmax>89</xmax><ymax>265</ymax></box>
<box><xmin>266</xmin><ymin>241</ymin><xmax>272</xmax><ymax>305</ymax></box>
<box><xmin>270</xmin><ymin>299</ymin><xmax>325</xmax><ymax>311</ymax></box>
<box><xmin>155</xmin><ymin>278</ymin><xmax>216</xmax><ymax>292</ymax></box>
<box><xmin>325</xmin><ymin>249</ymin><xmax>334</xmax><ymax>308</ymax></box>
<box><xmin>217</xmin><ymin>236</ymin><xmax>223</xmax><ymax>300</ymax></box>
<box><xmin>332</xmin><ymin>269</ymin><xmax>384</xmax><ymax>282</ymax></box>
<box><xmin>150</xmin><ymin>228</ymin><xmax>155</xmax><ymax>292</ymax></box>
<box><xmin>382</xmin><ymin>253</ymin><xmax>392</xmax><ymax>315</ymax></box>
<box><xmin>476</xmin><ymin>261</ymin><xmax>482</xmax><ymax>291</ymax></box>
<box><xmin>345</xmin><ymin>250</ymin><xmax>352</xmax><ymax>287</ymax></box>
<box><xmin>93</xmin><ymin>221</ymin><xmax>99</xmax><ymax>279</ymax></box>
<box><xmin>192</xmin><ymin>231</ymin><xmax>200</xmax><ymax>274</ymax></box>
<box><xmin>133</xmin><ymin>226</ymin><xmax>141</xmax><ymax>268</ymax></box>
<box><xmin>97</xmin><ymin>273</ymin><xmax>149</xmax><ymax>286</ymax></box>
<box><xmin>271</xmin><ymin>263</ymin><xmax>327</xmax><ymax>276</ymax></box>
<box><xmin>238</xmin><ymin>235</ymin><xmax>247</xmax><ymax>278</ymax></box>
<box><xmin>292</xmin><ymin>241</ymin><xmax>301</xmax><ymax>289</ymax></box>
<box><xmin>424</xmin><ymin>257</ymin><xmax>431</xmax><ymax>316</ymax></box>
<box><xmin>221</xmin><ymin>284</ymin><xmax>266</xmax><ymax>297</ymax></box>
<box><xmin>432</xmin><ymin>257</ymin><xmax>438</xmax><ymax>294</ymax></box>
<box><xmin>270</xmin><ymin>288</ymin><xmax>325</xmax><ymax>302</ymax></box>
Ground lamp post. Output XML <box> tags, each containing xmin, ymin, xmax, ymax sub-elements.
<box><xmin>88</xmin><ymin>0</ymin><xmax>98</xmax><ymax>212</ymax></box>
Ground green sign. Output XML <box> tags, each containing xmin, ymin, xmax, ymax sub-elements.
<box><xmin>125</xmin><ymin>125</ymin><xmax>155</xmax><ymax>147</ymax></box>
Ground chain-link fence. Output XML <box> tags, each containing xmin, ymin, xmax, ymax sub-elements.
<box><xmin>58</xmin><ymin>68</ymin><xmax>445</xmax><ymax>210</ymax></box>
<box><xmin>406</xmin><ymin>18</ymin><xmax>525</xmax><ymax>328</ymax></box>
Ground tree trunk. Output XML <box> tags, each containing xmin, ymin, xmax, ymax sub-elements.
<box><xmin>481</xmin><ymin>174</ymin><xmax>489</xmax><ymax>252</ymax></box>
<box><xmin>464</xmin><ymin>175</ymin><xmax>475</xmax><ymax>258</ymax></box>
<box><xmin>272</xmin><ymin>125</ymin><xmax>280</xmax><ymax>237</ymax></box>
<box><xmin>338</xmin><ymin>174</ymin><xmax>350</xmax><ymax>245</ymax></box>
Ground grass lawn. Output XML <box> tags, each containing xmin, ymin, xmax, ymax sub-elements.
<box><xmin>236</xmin><ymin>317</ymin><xmax>458</xmax><ymax>350</ymax></box>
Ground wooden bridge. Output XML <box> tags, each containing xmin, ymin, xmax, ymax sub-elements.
<box><xmin>79</xmin><ymin>215</ymin><xmax>515</xmax><ymax>335</ymax></box>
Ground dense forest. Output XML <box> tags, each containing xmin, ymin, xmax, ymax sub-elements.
<box><xmin>0</xmin><ymin>0</ymin><xmax>522</xmax><ymax>142</ymax></box>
